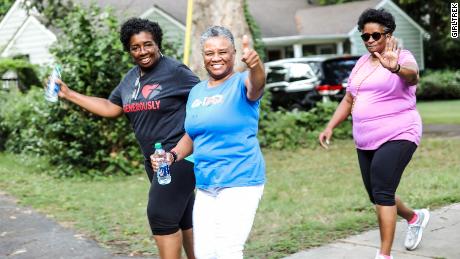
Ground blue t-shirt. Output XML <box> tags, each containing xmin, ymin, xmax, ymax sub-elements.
<box><xmin>184</xmin><ymin>72</ymin><xmax>265</xmax><ymax>189</ymax></box>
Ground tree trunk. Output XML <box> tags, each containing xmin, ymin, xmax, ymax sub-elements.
<box><xmin>189</xmin><ymin>0</ymin><xmax>252</xmax><ymax>79</ymax></box>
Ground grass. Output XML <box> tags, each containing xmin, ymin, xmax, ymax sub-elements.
<box><xmin>246</xmin><ymin>137</ymin><xmax>460</xmax><ymax>258</ymax></box>
<box><xmin>1</xmin><ymin>137</ymin><xmax>459</xmax><ymax>258</ymax></box>
<box><xmin>417</xmin><ymin>99</ymin><xmax>460</xmax><ymax>124</ymax></box>
<box><xmin>0</xmin><ymin>155</ymin><xmax>155</xmax><ymax>256</ymax></box>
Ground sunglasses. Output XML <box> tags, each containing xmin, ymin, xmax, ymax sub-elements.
<box><xmin>360</xmin><ymin>32</ymin><xmax>388</xmax><ymax>42</ymax></box>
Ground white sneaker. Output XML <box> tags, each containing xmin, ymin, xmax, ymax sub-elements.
<box><xmin>404</xmin><ymin>208</ymin><xmax>430</xmax><ymax>250</ymax></box>
<box><xmin>375</xmin><ymin>250</ymin><xmax>393</xmax><ymax>259</ymax></box>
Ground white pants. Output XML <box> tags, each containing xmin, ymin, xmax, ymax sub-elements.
<box><xmin>193</xmin><ymin>185</ymin><xmax>264</xmax><ymax>259</ymax></box>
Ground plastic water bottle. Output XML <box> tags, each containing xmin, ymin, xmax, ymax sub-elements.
<box><xmin>45</xmin><ymin>65</ymin><xmax>61</xmax><ymax>102</ymax></box>
<box><xmin>154</xmin><ymin>143</ymin><xmax>171</xmax><ymax>185</ymax></box>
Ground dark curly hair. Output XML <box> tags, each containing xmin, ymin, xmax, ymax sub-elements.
<box><xmin>357</xmin><ymin>8</ymin><xmax>396</xmax><ymax>33</ymax></box>
<box><xmin>120</xmin><ymin>18</ymin><xmax>163</xmax><ymax>52</ymax></box>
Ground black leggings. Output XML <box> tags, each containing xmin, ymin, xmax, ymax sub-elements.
<box><xmin>144</xmin><ymin>159</ymin><xmax>196</xmax><ymax>235</ymax></box>
<box><xmin>357</xmin><ymin>140</ymin><xmax>417</xmax><ymax>206</ymax></box>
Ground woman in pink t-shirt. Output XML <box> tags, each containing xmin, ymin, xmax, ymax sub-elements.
<box><xmin>318</xmin><ymin>8</ymin><xmax>430</xmax><ymax>259</ymax></box>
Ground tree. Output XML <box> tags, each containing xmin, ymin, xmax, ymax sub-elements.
<box><xmin>317</xmin><ymin>0</ymin><xmax>459</xmax><ymax>69</ymax></box>
<box><xmin>24</xmin><ymin>0</ymin><xmax>74</xmax><ymax>27</ymax></box>
<box><xmin>189</xmin><ymin>0</ymin><xmax>253</xmax><ymax>78</ymax></box>
<box><xmin>0</xmin><ymin>0</ymin><xmax>15</xmax><ymax>19</ymax></box>
<box><xmin>396</xmin><ymin>0</ymin><xmax>459</xmax><ymax>69</ymax></box>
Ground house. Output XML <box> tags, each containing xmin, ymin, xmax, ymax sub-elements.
<box><xmin>0</xmin><ymin>0</ymin><xmax>56</xmax><ymax>65</ymax></box>
<box><xmin>0</xmin><ymin>0</ymin><xmax>428</xmax><ymax>69</ymax></box>
<box><xmin>262</xmin><ymin>0</ymin><xmax>428</xmax><ymax>70</ymax></box>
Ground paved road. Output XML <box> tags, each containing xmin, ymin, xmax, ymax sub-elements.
<box><xmin>423</xmin><ymin>124</ymin><xmax>460</xmax><ymax>137</ymax></box>
<box><xmin>0</xmin><ymin>192</ymin><xmax>150</xmax><ymax>259</ymax></box>
<box><xmin>284</xmin><ymin>203</ymin><xmax>460</xmax><ymax>259</ymax></box>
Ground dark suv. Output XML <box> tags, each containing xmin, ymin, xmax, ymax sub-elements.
<box><xmin>265</xmin><ymin>55</ymin><xmax>359</xmax><ymax>110</ymax></box>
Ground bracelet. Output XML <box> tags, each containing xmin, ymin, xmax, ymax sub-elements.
<box><xmin>391</xmin><ymin>64</ymin><xmax>401</xmax><ymax>73</ymax></box>
<box><xmin>169</xmin><ymin>150</ymin><xmax>178</xmax><ymax>163</ymax></box>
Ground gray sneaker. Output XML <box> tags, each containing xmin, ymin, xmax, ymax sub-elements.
<box><xmin>404</xmin><ymin>209</ymin><xmax>430</xmax><ymax>250</ymax></box>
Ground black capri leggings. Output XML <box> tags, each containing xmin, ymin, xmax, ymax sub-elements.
<box><xmin>144</xmin><ymin>159</ymin><xmax>196</xmax><ymax>235</ymax></box>
<box><xmin>357</xmin><ymin>140</ymin><xmax>417</xmax><ymax>206</ymax></box>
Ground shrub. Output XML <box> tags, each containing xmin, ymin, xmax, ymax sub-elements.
<box><xmin>0</xmin><ymin>57</ymin><xmax>41</xmax><ymax>92</ymax></box>
<box><xmin>0</xmin><ymin>89</ymin><xmax>48</xmax><ymax>154</ymax></box>
<box><xmin>43</xmin><ymin>4</ymin><xmax>146</xmax><ymax>177</ymax></box>
<box><xmin>259</xmin><ymin>100</ymin><xmax>352</xmax><ymax>149</ymax></box>
<box><xmin>417</xmin><ymin>70</ymin><xmax>460</xmax><ymax>100</ymax></box>
<box><xmin>0</xmin><ymin>4</ymin><xmax>147</xmax><ymax>177</ymax></box>
<box><xmin>0</xmin><ymin>93</ymin><xmax>10</xmax><ymax>150</ymax></box>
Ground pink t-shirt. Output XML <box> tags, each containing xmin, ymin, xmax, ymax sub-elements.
<box><xmin>346</xmin><ymin>50</ymin><xmax>422</xmax><ymax>150</ymax></box>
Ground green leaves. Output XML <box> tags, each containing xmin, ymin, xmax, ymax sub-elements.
<box><xmin>0</xmin><ymin>4</ymin><xmax>146</xmax><ymax>177</ymax></box>
<box><xmin>417</xmin><ymin>70</ymin><xmax>460</xmax><ymax>100</ymax></box>
<box><xmin>258</xmin><ymin>101</ymin><xmax>352</xmax><ymax>149</ymax></box>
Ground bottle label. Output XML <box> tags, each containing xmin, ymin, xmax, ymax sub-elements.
<box><xmin>158</xmin><ymin>164</ymin><xmax>170</xmax><ymax>177</ymax></box>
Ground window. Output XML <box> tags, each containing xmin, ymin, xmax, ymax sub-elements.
<box><xmin>302</xmin><ymin>45</ymin><xmax>316</xmax><ymax>56</ymax></box>
<box><xmin>267</xmin><ymin>49</ymin><xmax>282</xmax><ymax>61</ymax></box>
<box><xmin>284</xmin><ymin>46</ymin><xmax>294</xmax><ymax>58</ymax></box>
<box><xmin>316</xmin><ymin>44</ymin><xmax>336</xmax><ymax>54</ymax></box>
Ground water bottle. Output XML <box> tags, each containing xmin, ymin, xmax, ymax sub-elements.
<box><xmin>154</xmin><ymin>143</ymin><xmax>171</xmax><ymax>185</ymax></box>
<box><xmin>45</xmin><ymin>65</ymin><xmax>61</xmax><ymax>102</ymax></box>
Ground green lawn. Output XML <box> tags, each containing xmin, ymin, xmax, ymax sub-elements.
<box><xmin>418</xmin><ymin>99</ymin><xmax>460</xmax><ymax>124</ymax></box>
<box><xmin>1</xmin><ymin>137</ymin><xmax>459</xmax><ymax>258</ymax></box>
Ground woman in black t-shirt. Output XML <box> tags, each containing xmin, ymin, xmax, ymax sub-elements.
<box><xmin>56</xmin><ymin>18</ymin><xmax>198</xmax><ymax>259</ymax></box>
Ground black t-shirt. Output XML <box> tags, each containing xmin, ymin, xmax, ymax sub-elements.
<box><xmin>109</xmin><ymin>56</ymin><xmax>200</xmax><ymax>158</ymax></box>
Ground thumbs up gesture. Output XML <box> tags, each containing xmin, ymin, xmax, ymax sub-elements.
<box><xmin>241</xmin><ymin>35</ymin><xmax>260</xmax><ymax>69</ymax></box>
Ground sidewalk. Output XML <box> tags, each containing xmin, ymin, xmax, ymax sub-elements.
<box><xmin>284</xmin><ymin>203</ymin><xmax>460</xmax><ymax>259</ymax></box>
<box><xmin>0</xmin><ymin>192</ymin><xmax>149</xmax><ymax>259</ymax></box>
<box><xmin>2</xmin><ymin>191</ymin><xmax>459</xmax><ymax>259</ymax></box>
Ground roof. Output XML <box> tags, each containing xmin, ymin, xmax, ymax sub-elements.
<box><xmin>247</xmin><ymin>0</ymin><xmax>310</xmax><ymax>37</ymax></box>
<box><xmin>4</xmin><ymin>0</ymin><xmax>427</xmax><ymax>43</ymax></box>
<box><xmin>76</xmin><ymin>0</ymin><xmax>427</xmax><ymax>39</ymax></box>
<box><xmin>295</xmin><ymin>0</ymin><xmax>381</xmax><ymax>36</ymax></box>
<box><xmin>77</xmin><ymin>0</ymin><xmax>187</xmax><ymax>23</ymax></box>
<box><xmin>77</xmin><ymin>0</ymin><xmax>309</xmax><ymax>38</ymax></box>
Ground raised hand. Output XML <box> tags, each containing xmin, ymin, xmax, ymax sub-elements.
<box><xmin>374</xmin><ymin>36</ymin><xmax>401</xmax><ymax>72</ymax></box>
<box><xmin>241</xmin><ymin>35</ymin><xmax>260</xmax><ymax>69</ymax></box>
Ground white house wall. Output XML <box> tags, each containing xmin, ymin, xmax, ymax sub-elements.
<box><xmin>0</xmin><ymin>0</ymin><xmax>28</xmax><ymax>49</ymax></box>
<box><xmin>2</xmin><ymin>16</ymin><xmax>56</xmax><ymax>65</ymax></box>
<box><xmin>385</xmin><ymin>2</ymin><xmax>424</xmax><ymax>70</ymax></box>
<box><xmin>142</xmin><ymin>8</ymin><xmax>185</xmax><ymax>48</ymax></box>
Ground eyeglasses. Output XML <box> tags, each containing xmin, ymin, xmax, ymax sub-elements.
<box><xmin>129</xmin><ymin>42</ymin><xmax>156</xmax><ymax>54</ymax></box>
<box><xmin>360</xmin><ymin>32</ymin><xmax>387</xmax><ymax>42</ymax></box>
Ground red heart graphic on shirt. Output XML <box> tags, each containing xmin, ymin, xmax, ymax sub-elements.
<box><xmin>142</xmin><ymin>84</ymin><xmax>160</xmax><ymax>99</ymax></box>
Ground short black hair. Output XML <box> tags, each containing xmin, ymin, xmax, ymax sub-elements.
<box><xmin>357</xmin><ymin>8</ymin><xmax>396</xmax><ymax>33</ymax></box>
<box><xmin>120</xmin><ymin>17</ymin><xmax>163</xmax><ymax>52</ymax></box>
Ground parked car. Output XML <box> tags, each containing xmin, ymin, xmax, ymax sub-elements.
<box><xmin>265</xmin><ymin>55</ymin><xmax>359</xmax><ymax>111</ymax></box>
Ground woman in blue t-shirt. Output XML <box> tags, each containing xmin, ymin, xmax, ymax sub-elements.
<box><xmin>151</xmin><ymin>26</ymin><xmax>266</xmax><ymax>258</ymax></box>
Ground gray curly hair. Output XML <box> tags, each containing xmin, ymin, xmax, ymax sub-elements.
<box><xmin>200</xmin><ymin>26</ymin><xmax>235</xmax><ymax>49</ymax></box>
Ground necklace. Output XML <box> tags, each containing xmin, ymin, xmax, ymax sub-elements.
<box><xmin>350</xmin><ymin>55</ymin><xmax>380</xmax><ymax>113</ymax></box>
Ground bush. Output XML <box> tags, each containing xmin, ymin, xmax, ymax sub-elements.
<box><xmin>259</xmin><ymin>100</ymin><xmax>352</xmax><ymax>149</ymax></box>
<box><xmin>0</xmin><ymin>93</ymin><xmax>10</xmax><ymax>150</ymax></box>
<box><xmin>0</xmin><ymin>4</ymin><xmax>147</xmax><ymax>177</ymax></box>
<box><xmin>43</xmin><ymin>4</ymin><xmax>146</xmax><ymax>177</ymax></box>
<box><xmin>0</xmin><ymin>87</ymin><xmax>144</xmax><ymax>177</ymax></box>
<box><xmin>0</xmin><ymin>57</ymin><xmax>41</xmax><ymax>92</ymax></box>
<box><xmin>417</xmin><ymin>70</ymin><xmax>460</xmax><ymax>100</ymax></box>
<box><xmin>0</xmin><ymin>89</ymin><xmax>49</xmax><ymax>154</ymax></box>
